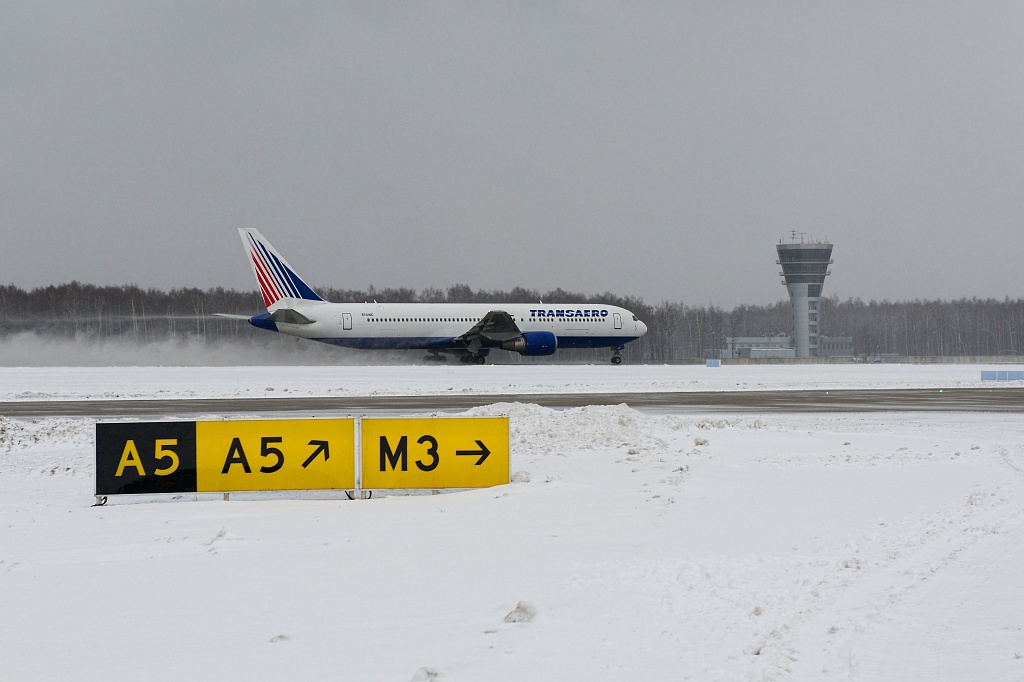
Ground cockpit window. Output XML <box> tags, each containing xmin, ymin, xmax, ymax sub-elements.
<box><xmin>632</xmin><ymin>315</ymin><xmax>638</xmax><ymax>321</ymax></box>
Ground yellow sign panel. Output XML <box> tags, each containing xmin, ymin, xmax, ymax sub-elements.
<box><xmin>196</xmin><ymin>419</ymin><xmax>355</xmax><ymax>492</ymax></box>
<box><xmin>362</xmin><ymin>417</ymin><xmax>509</xmax><ymax>489</ymax></box>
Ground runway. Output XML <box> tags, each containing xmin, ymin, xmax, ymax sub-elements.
<box><xmin>3</xmin><ymin>386</ymin><xmax>1023</xmax><ymax>417</ymax></box>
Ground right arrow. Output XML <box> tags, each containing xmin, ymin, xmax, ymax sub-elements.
<box><xmin>456</xmin><ymin>440</ymin><xmax>490</xmax><ymax>465</ymax></box>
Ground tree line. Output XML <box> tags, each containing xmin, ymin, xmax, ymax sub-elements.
<box><xmin>2</xmin><ymin>282</ymin><xmax>1023</xmax><ymax>362</ymax></box>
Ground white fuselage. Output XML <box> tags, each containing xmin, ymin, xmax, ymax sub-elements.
<box><xmin>254</xmin><ymin>301</ymin><xmax>647</xmax><ymax>351</ymax></box>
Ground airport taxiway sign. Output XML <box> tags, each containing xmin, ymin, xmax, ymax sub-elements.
<box><xmin>361</xmin><ymin>417</ymin><xmax>509</xmax><ymax>489</ymax></box>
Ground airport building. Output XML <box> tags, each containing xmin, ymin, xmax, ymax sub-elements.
<box><xmin>721</xmin><ymin>334</ymin><xmax>853</xmax><ymax>359</ymax></box>
<box><xmin>705</xmin><ymin>237</ymin><xmax>849</xmax><ymax>361</ymax></box>
<box><xmin>776</xmin><ymin>238</ymin><xmax>834</xmax><ymax>357</ymax></box>
<box><xmin>819</xmin><ymin>335</ymin><xmax>854</xmax><ymax>357</ymax></box>
<box><xmin>723</xmin><ymin>334</ymin><xmax>795</xmax><ymax>359</ymax></box>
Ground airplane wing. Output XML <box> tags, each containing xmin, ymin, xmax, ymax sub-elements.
<box><xmin>458</xmin><ymin>310</ymin><xmax>522</xmax><ymax>347</ymax></box>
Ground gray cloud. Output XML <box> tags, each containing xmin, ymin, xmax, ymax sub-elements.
<box><xmin>3</xmin><ymin>2</ymin><xmax>1022</xmax><ymax>307</ymax></box>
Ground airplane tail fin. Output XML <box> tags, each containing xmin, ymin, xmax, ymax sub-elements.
<box><xmin>238</xmin><ymin>229</ymin><xmax>325</xmax><ymax>309</ymax></box>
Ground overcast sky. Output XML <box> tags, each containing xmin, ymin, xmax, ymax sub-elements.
<box><xmin>2</xmin><ymin>2</ymin><xmax>1022</xmax><ymax>308</ymax></box>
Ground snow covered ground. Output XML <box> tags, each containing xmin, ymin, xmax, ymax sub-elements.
<box><xmin>2</xmin><ymin>365</ymin><xmax>1023</xmax><ymax>680</ymax></box>
<box><xmin>0</xmin><ymin>362</ymin><xmax>1017</xmax><ymax>401</ymax></box>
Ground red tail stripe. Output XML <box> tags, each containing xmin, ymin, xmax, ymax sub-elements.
<box><xmin>254</xmin><ymin>267</ymin><xmax>275</xmax><ymax>308</ymax></box>
<box><xmin>252</xmin><ymin>248</ymin><xmax>286</xmax><ymax>302</ymax></box>
<box><xmin>252</xmin><ymin>260</ymin><xmax>280</xmax><ymax>306</ymax></box>
<box><xmin>250</xmin><ymin>251</ymin><xmax>283</xmax><ymax>306</ymax></box>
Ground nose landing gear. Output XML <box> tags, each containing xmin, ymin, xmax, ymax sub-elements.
<box><xmin>610</xmin><ymin>344</ymin><xmax>624</xmax><ymax>364</ymax></box>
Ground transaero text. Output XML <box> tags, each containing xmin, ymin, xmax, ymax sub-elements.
<box><xmin>530</xmin><ymin>309</ymin><xmax>609</xmax><ymax>318</ymax></box>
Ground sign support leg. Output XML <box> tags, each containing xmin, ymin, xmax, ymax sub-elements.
<box><xmin>351</xmin><ymin>416</ymin><xmax>365</xmax><ymax>500</ymax></box>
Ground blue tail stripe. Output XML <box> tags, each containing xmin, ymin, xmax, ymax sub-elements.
<box><xmin>257</xmin><ymin>240</ymin><xmax>300</xmax><ymax>299</ymax></box>
<box><xmin>243</xmin><ymin>230</ymin><xmax>326</xmax><ymax>303</ymax></box>
<box><xmin>266</xmin><ymin>249</ymin><xmax>301</xmax><ymax>299</ymax></box>
<box><xmin>251</xmin><ymin>237</ymin><xmax>294</xmax><ymax>297</ymax></box>
<box><xmin>291</xmin><ymin>275</ymin><xmax>323</xmax><ymax>301</ymax></box>
<box><xmin>248</xmin><ymin>233</ymin><xmax>294</xmax><ymax>299</ymax></box>
<box><xmin>274</xmin><ymin>250</ymin><xmax>323</xmax><ymax>301</ymax></box>
<box><xmin>252</xmin><ymin>234</ymin><xmax>324</xmax><ymax>301</ymax></box>
<box><xmin>278</xmin><ymin>255</ymin><xmax>313</xmax><ymax>300</ymax></box>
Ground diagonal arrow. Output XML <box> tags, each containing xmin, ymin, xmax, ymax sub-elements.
<box><xmin>302</xmin><ymin>440</ymin><xmax>330</xmax><ymax>468</ymax></box>
<box><xmin>456</xmin><ymin>440</ymin><xmax>490</xmax><ymax>465</ymax></box>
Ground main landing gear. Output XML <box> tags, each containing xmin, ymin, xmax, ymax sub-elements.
<box><xmin>610</xmin><ymin>344</ymin><xmax>624</xmax><ymax>365</ymax></box>
<box><xmin>422</xmin><ymin>350</ymin><xmax>487</xmax><ymax>364</ymax></box>
<box><xmin>425</xmin><ymin>350</ymin><xmax>487</xmax><ymax>364</ymax></box>
<box><xmin>456</xmin><ymin>345</ymin><xmax>489</xmax><ymax>364</ymax></box>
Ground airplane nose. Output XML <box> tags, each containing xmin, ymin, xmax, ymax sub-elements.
<box><xmin>638</xmin><ymin>320</ymin><xmax>648</xmax><ymax>336</ymax></box>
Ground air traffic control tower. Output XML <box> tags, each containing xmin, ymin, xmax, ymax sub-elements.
<box><xmin>776</xmin><ymin>236</ymin><xmax>834</xmax><ymax>357</ymax></box>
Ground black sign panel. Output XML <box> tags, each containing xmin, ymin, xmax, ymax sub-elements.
<box><xmin>96</xmin><ymin>422</ymin><xmax>197</xmax><ymax>495</ymax></box>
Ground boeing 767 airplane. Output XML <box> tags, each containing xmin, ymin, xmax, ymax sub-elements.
<box><xmin>225</xmin><ymin>229</ymin><xmax>647</xmax><ymax>364</ymax></box>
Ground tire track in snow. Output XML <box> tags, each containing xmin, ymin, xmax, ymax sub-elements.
<box><xmin>788</xmin><ymin>446</ymin><xmax>1024</xmax><ymax>680</ymax></box>
<box><xmin>834</xmin><ymin>510</ymin><xmax>1024</xmax><ymax>680</ymax></box>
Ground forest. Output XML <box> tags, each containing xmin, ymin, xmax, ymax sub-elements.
<box><xmin>2</xmin><ymin>282</ymin><xmax>1024</xmax><ymax>363</ymax></box>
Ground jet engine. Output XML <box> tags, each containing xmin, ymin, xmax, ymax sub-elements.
<box><xmin>500</xmin><ymin>331</ymin><xmax>557</xmax><ymax>356</ymax></box>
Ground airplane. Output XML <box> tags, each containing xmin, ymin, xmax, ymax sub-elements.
<box><xmin>223</xmin><ymin>229</ymin><xmax>648</xmax><ymax>364</ymax></box>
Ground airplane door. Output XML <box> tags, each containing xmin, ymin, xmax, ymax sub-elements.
<box><xmin>342</xmin><ymin>312</ymin><xmax>353</xmax><ymax>331</ymax></box>
<box><xmin>613</xmin><ymin>313</ymin><xmax>622</xmax><ymax>330</ymax></box>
